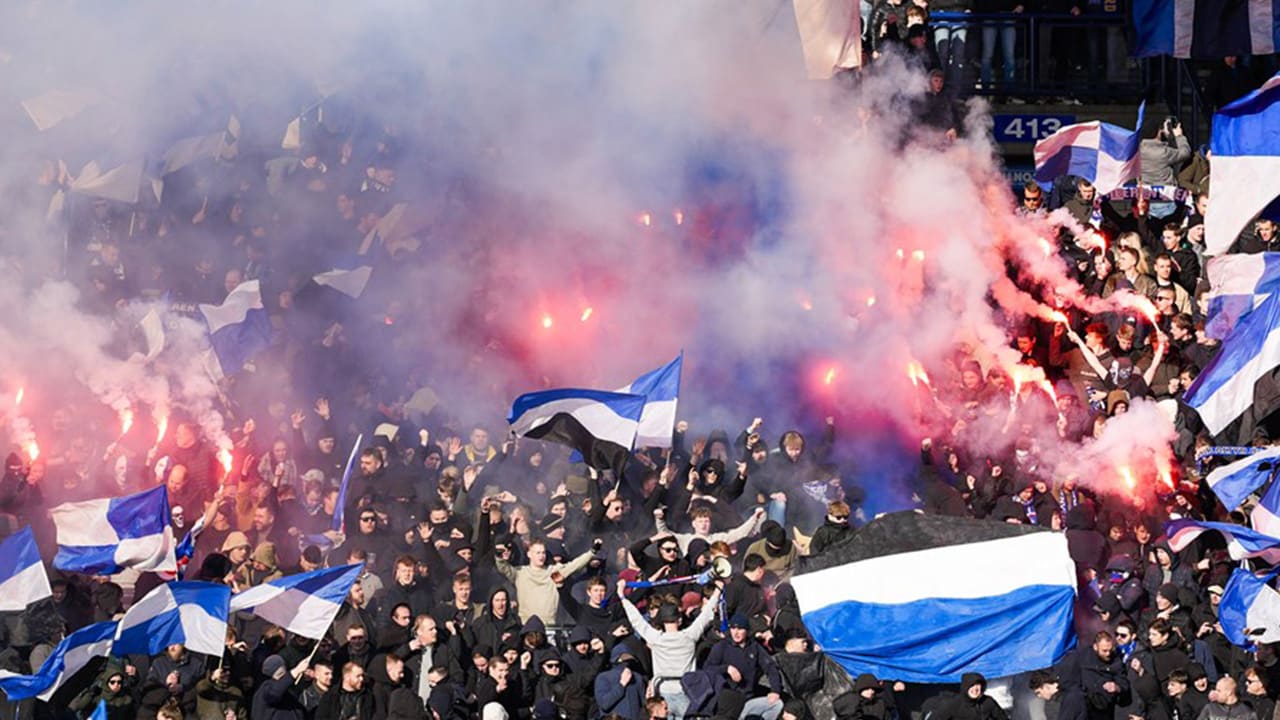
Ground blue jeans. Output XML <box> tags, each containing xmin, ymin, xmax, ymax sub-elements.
<box><xmin>980</xmin><ymin>22</ymin><xmax>1016</xmax><ymax>86</ymax></box>
<box><xmin>933</xmin><ymin>23</ymin><xmax>968</xmax><ymax>84</ymax></box>
<box><xmin>766</xmin><ymin>498</ymin><xmax>786</xmax><ymax>526</ymax></box>
<box><xmin>741</xmin><ymin>696</ymin><xmax>784</xmax><ymax>719</ymax></box>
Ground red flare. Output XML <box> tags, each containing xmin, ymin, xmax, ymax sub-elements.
<box><xmin>218</xmin><ymin>448</ymin><xmax>233</xmax><ymax>476</ymax></box>
<box><xmin>1119</xmin><ymin>466</ymin><xmax>1135</xmax><ymax>491</ymax></box>
<box><xmin>14</xmin><ymin>387</ymin><xmax>23</xmax><ymax>407</ymax></box>
<box><xmin>638</xmin><ymin>212</ymin><xmax>652</xmax><ymax>227</ymax></box>
<box><xmin>673</xmin><ymin>209</ymin><xmax>684</xmax><ymax>226</ymax></box>
<box><xmin>24</xmin><ymin>439</ymin><xmax>38</xmax><ymax>462</ymax></box>
<box><xmin>866</xmin><ymin>295</ymin><xmax>877</xmax><ymax>308</ymax></box>
<box><xmin>541</xmin><ymin>314</ymin><xmax>553</xmax><ymax>329</ymax></box>
<box><xmin>1049</xmin><ymin>310</ymin><xmax>1069</xmax><ymax>324</ymax></box>
<box><xmin>911</xmin><ymin>249</ymin><xmax>926</xmax><ymax>262</ymax></box>
<box><xmin>580</xmin><ymin>307</ymin><xmax>593</xmax><ymax>322</ymax></box>
<box><xmin>1040</xmin><ymin>379</ymin><xmax>1058</xmax><ymax>405</ymax></box>
<box><xmin>119</xmin><ymin>407</ymin><xmax>134</xmax><ymax>437</ymax></box>
<box><xmin>1038</xmin><ymin>238</ymin><xmax>1053</xmax><ymax>257</ymax></box>
<box><xmin>823</xmin><ymin>367</ymin><xmax>837</xmax><ymax>386</ymax></box>
<box><xmin>155</xmin><ymin>415</ymin><xmax>169</xmax><ymax>446</ymax></box>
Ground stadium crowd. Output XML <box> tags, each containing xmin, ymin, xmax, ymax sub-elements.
<box><xmin>1</xmin><ymin>7</ymin><xmax>1280</xmax><ymax>720</ymax></box>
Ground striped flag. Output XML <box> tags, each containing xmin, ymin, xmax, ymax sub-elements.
<box><xmin>0</xmin><ymin>526</ymin><xmax>51</xmax><ymax>611</ymax></box>
<box><xmin>1206</xmin><ymin>446</ymin><xmax>1280</xmax><ymax>510</ymax></box>
<box><xmin>200</xmin><ymin>280</ymin><xmax>272</xmax><ymax>378</ymax></box>
<box><xmin>1033</xmin><ymin>104</ymin><xmax>1144</xmax><ymax>194</ymax></box>
<box><xmin>1205</xmin><ymin>73</ymin><xmax>1280</xmax><ymax>257</ymax></box>
<box><xmin>229</xmin><ymin>564</ymin><xmax>362</xmax><ymax>639</ymax></box>
<box><xmin>113</xmin><ymin>581</ymin><xmax>230</xmax><ymax>657</ymax></box>
<box><xmin>1166</xmin><ymin>518</ymin><xmax>1280</xmax><ymax>563</ymax></box>
<box><xmin>791</xmin><ymin>513</ymin><xmax>1076</xmax><ymax>682</ymax></box>
<box><xmin>508</xmin><ymin>388</ymin><xmax>645</xmax><ymax>474</ymax></box>
<box><xmin>1184</xmin><ymin>292</ymin><xmax>1280</xmax><ymax>435</ymax></box>
<box><xmin>0</xmin><ymin>621</ymin><xmax>117</xmax><ymax>701</ymax></box>
<box><xmin>50</xmin><ymin>486</ymin><xmax>176</xmax><ymax>576</ymax></box>
<box><xmin>618</xmin><ymin>354</ymin><xmax>683</xmax><ymax>449</ymax></box>
<box><xmin>1132</xmin><ymin>0</ymin><xmax>1280</xmax><ymax>59</ymax></box>
<box><xmin>1205</xmin><ymin>253</ymin><xmax>1280</xmax><ymax>339</ymax></box>
<box><xmin>1219</xmin><ymin>568</ymin><xmax>1280</xmax><ymax>647</ymax></box>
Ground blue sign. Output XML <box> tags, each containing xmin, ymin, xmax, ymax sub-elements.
<box><xmin>993</xmin><ymin>114</ymin><xmax>1076</xmax><ymax>144</ymax></box>
<box><xmin>1001</xmin><ymin>163</ymin><xmax>1036</xmax><ymax>191</ymax></box>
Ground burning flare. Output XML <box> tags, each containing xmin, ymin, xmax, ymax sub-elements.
<box><xmin>1119</xmin><ymin>466</ymin><xmax>1136</xmax><ymax>491</ymax></box>
<box><xmin>119</xmin><ymin>407</ymin><xmax>135</xmax><ymax>437</ymax></box>
<box><xmin>541</xmin><ymin>314</ymin><xmax>553</xmax><ymax>329</ymax></box>
<box><xmin>906</xmin><ymin>360</ymin><xmax>930</xmax><ymax>387</ymax></box>
<box><xmin>638</xmin><ymin>212</ymin><xmax>652</xmax><ymax>227</ymax></box>
<box><xmin>218</xmin><ymin>448</ymin><xmax>234</xmax><ymax>476</ymax></box>
<box><xmin>823</xmin><ymin>366</ymin><xmax>837</xmax><ymax>386</ymax></box>
<box><xmin>13</xmin><ymin>387</ymin><xmax>23</xmax><ymax>407</ymax></box>
<box><xmin>580</xmin><ymin>307</ymin><xmax>593</xmax><ymax>322</ymax></box>
<box><xmin>911</xmin><ymin>249</ymin><xmax>925</xmax><ymax>262</ymax></box>
<box><xmin>673</xmin><ymin>209</ymin><xmax>684</xmax><ymax>226</ymax></box>
<box><xmin>24</xmin><ymin>439</ymin><xmax>38</xmax><ymax>462</ymax></box>
<box><xmin>155</xmin><ymin>415</ymin><xmax>169</xmax><ymax>446</ymax></box>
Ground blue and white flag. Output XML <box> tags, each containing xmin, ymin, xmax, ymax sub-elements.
<box><xmin>1206</xmin><ymin>73</ymin><xmax>1280</xmax><ymax>257</ymax></box>
<box><xmin>1207</xmin><ymin>446</ymin><xmax>1280</xmax><ymax>510</ymax></box>
<box><xmin>331</xmin><ymin>434</ymin><xmax>363</xmax><ymax>534</ymax></box>
<box><xmin>508</xmin><ymin>388</ymin><xmax>645</xmax><ymax>473</ymax></box>
<box><xmin>200</xmin><ymin>279</ymin><xmax>271</xmax><ymax>377</ymax></box>
<box><xmin>313</xmin><ymin>266</ymin><xmax>372</xmax><ymax>299</ymax></box>
<box><xmin>1132</xmin><ymin>0</ymin><xmax>1279</xmax><ymax>60</ymax></box>
<box><xmin>1166</xmin><ymin>518</ymin><xmax>1280</xmax><ymax>563</ymax></box>
<box><xmin>0</xmin><ymin>526</ymin><xmax>52</xmax><ymax>611</ymax></box>
<box><xmin>90</xmin><ymin>699</ymin><xmax>108</xmax><ymax>720</ymax></box>
<box><xmin>50</xmin><ymin>486</ymin><xmax>176</xmax><ymax>576</ymax></box>
<box><xmin>618</xmin><ymin>354</ymin><xmax>683</xmax><ymax>448</ymax></box>
<box><xmin>1206</xmin><ymin>254</ymin><xmax>1280</xmax><ymax>339</ymax></box>
<box><xmin>791</xmin><ymin>513</ymin><xmax>1076</xmax><ymax>682</ymax></box>
<box><xmin>1185</xmin><ymin>292</ymin><xmax>1280</xmax><ymax>435</ymax></box>
<box><xmin>1252</xmin><ymin>472</ymin><xmax>1280</xmax><ymax>537</ymax></box>
<box><xmin>229</xmin><ymin>563</ymin><xmax>362</xmax><ymax>639</ymax></box>
<box><xmin>0</xmin><ymin>620</ymin><xmax>117</xmax><ymax>701</ymax></box>
<box><xmin>1033</xmin><ymin>104</ymin><xmax>1144</xmax><ymax>194</ymax></box>
<box><xmin>1219</xmin><ymin>568</ymin><xmax>1280</xmax><ymax>646</ymax></box>
<box><xmin>113</xmin><ymin>581</ymin><xmax>230</xmax><ymax>657</ymax></box>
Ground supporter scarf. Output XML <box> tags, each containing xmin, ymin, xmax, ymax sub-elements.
<box><xmin>1057</xmin><ymin>489</ymin><xmax>1080</xmax><ymax>512</ymax></box>
<box><xmin>1020</xmin><ymin>495</ymin><xmax>1038</xmax><ymax>525</ymax></box>
<box><xmin>1196</xmin><ymin>446</ymin><xmax>1259</xmax><ymax>472</ymax></box>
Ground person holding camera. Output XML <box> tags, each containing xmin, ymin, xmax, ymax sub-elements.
<box><xmin>1140</xmin><ymin>117</ymin><xmax>1192</xmax><ymax>199</ymax></box>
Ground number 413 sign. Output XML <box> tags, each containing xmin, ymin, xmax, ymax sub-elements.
<box><xmin>993</xmin><ymin>114</ymin><xmax>1075</xmax><ymax>143</ymax></box>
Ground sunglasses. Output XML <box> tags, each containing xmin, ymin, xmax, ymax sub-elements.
<box><xmin>360</xmin><ymin>516</ymin><xmax>377</xmax><ymax>523</ymax></box>
<box><xmin>108</xmin><ymin>679</ymin><xmax>123</xmax><ymax>685</ymax></box>
<box><xmin>660</xmin><ymin>546</ymin><xmax>678</xmax><ymax>553</ymax></box>
<box><xmin>832</xmin><ymin>515</ymin><xmax>850</xmax><ymax>521</ymax></box>
<box><xmin>542</xmin><ymin>662</ymin><xmax>562</xmax><ymax>669</ymax></box>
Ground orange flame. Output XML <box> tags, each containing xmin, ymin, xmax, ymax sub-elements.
<box><xmin>13</xmin><ymin>387</ymin><xmax>23</xmax><ymax>407</ymax></box>
<box><xmin>673</xmin><ymin>209</ymin><xmax>684</xmax><ymax>226</ymax></box>
<box><xmin>911</xmin><ymin>249</ymin><xmax>925</xmax><ymax>262</ymax></box>
<box><xmin>800</xmin><ymin>296</ymin><xmax>813</xmax><ymax>311</ymax></box>
<box><xmin>24</xmin><ymin>440</ymin><xmax>39</xmax><ymax>462</ymax></box>
<box><xmin>1119</xmin><ymin>466</ymin><xmax>1135</xmax><ymax>491</ymax></box>
<box><xmin>580</xmin><ymin>307</ymin><xmax>593</xmax><ymax>322</ymax></box>
<box><xmin>1049</xmin><ymin>310</ymin><xmax>1069</xmax><ymax>324</ymax></box>
<box><xmin>1037</xmin><ymin>238</ymin><xmax>1053</xmax><ymax>257</ymax></box>
<box><xmin>218</xmin><ymin>448</ymin><xmax>233</xmax><ymax>476</ymax></box>
<box><xmin>155</xmin><ymin>415</ymin><xmax>169</xmax><ymax>445</ymax></box>
<box><xmin>906</xmin><ymin>360</ymin><xmax>930</xmax><ymax>387</ymax></box>
<box><xmin>895</xmin><ymin>248</ymin><xmax>905</xmax><ymax>261</ymax></box>
<box><xmin>1154</xmin><ymin>454</ymin><xmax>1175</xmax><ymax>491</ymax></box>
<box><xmin>119</xmin><ymin>407</ymin><xmax>134</xmax><ymax>437</ymax></box>
<box><xmin>638</xmin><ymin>212</ymin><xmax>652</xmax><ymax>227</ymax></box>
<box><xmin>823</xmin><ymin>367</ymin><xmax>837</xmax><ymax>386</ymax></box>
<box><xmin>541</xmin><ymin>314</ymin><xmax>553</xmax><ymax>329</ymax></box>
<box><xmin>866</xmin><ymin>295</ymin><xmax>876</xmax><ymax>308</ymax></box>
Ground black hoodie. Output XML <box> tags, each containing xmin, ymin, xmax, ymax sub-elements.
<box><xmin>932</xmin><ymin>674</ymin><xmax>1009</xmax><ymax>720</ymax></box>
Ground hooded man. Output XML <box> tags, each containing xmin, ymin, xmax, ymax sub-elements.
<box><xmin>594</xmin><ymin>644</ymin><xmax>647</xmax><ymax>720</ymax></box>
<box><xmin>930</xmin><ymin>673</ymin><xmax>1009</xmax><ymax>720</ymax></box>
<box><xmin>745</xmin><ymin>520</ymin><xmax>798</xmax><ymax>581</ymax></box>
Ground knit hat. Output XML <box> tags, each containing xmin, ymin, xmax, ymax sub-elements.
<box><xmin>263</xmin><ymin>655</ymin><xmax>286</xmax><ymax>680</ymax></box>
<box><xmin>681</xmin><ymin>591</ymin><xmax>703</xmax><ymax>611</ymax></box>
<box><xmin>728</xmin><ymin>613</ymin><xmax>750</xmax><ymax>629</ymax></box>
<box><xmin>539</xmin><ymin>513</ymin><xmax>564</xmax><ymax>534</ymax></box>
<box><xmin>533</xmin><ymin>699</ymin><xmax>560</xmax><ymax>720</ymax></box>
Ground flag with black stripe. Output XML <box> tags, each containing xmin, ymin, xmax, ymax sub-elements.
<box><xmin>507</xmin><ymin>388</ymin><xmax>644</xmax><ymax>475</ymax></box>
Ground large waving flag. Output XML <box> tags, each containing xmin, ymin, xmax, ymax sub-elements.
<box><xmin>331</xmin><ymin>434</ymin><xmax>363</xmax><ymax>534</ymax></box>
<box><xmin>50</xmin><ymin>486</ymin><xmax>176</xmax><ymax>575</ymax></box>
<box><xmin>1206</xmin><ymin>446</ymin><xmax>1280</xmax><ymax>510</ymax></box>
<box><xmin>113</xmin><ymin>581</ymin><xmax>230</xmax><ymax>657</ymax></box>
<box><xmin>1254</xmin><ymin>473</ymin><xmax>1280</xmax><ymax>536</ymax></box>
<box><xmin>200</xmin><ymin>280</ymin><xmax>271</xmax><ymax>378</ymax></box>
<box><xmin>1166</xmin><ymin>518</ymin><xmax>1280</xmax><ymax>563</ymax></box>
<box><xmin>791</xmin><ymin>513</ymin><xmax>1076</xmax><ymax>682</ymax></box>
<box><xmin>791</xmin><ymin>0</ymin><xmax>861</xmax><ymax>79</ymax></box>
<box><xmin>1132</xmin><ymin>0</ymin><xmax>1279</xmax><ymax>59</ymax></box>
<box><xmin>1184</xmin><ymin>292</ymin><xmax>1280</xmax><ymax>435</ymax></box>
<box><xmin>508</xmin><ymin>389</ymin><xmax>645</xmax><ymax>473</ymax></box>
<box><xmin>1206</xmin><ymin>254</ymin><xmax>1280</xmax><ymax>339</ymax></box>
<box><xmin>0</xmin><ymin>620</ymin><xmax>117</xmax><ymax>701</ymax></box>
<box><xmin>1219</xmin><ymin>568</ymin><xmax>1280</xmax><ymax>646</ymax></box>
<box><xmin>1033</xmin><ymin>104</ymin><xmax>1144</xmax><ymax>194</ymax></box>
<box><xmin>1206</xmin><ymin>73</ymin><xmax>1280</xmax><ymax>257</ymax></box>
<box><xmin>229</xmin><ymin>564</ymin><xmax>362</xmax><ymax>639</ymax></box>
<box><xmin>618</xmin><ymin>354</ymin><xmax>683</xmax><ymax>449</ymax></box>
<box><xmin>0</xmin><ymin>526</ymin><xmax>52</xmax><ymax>611</ymax></box>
